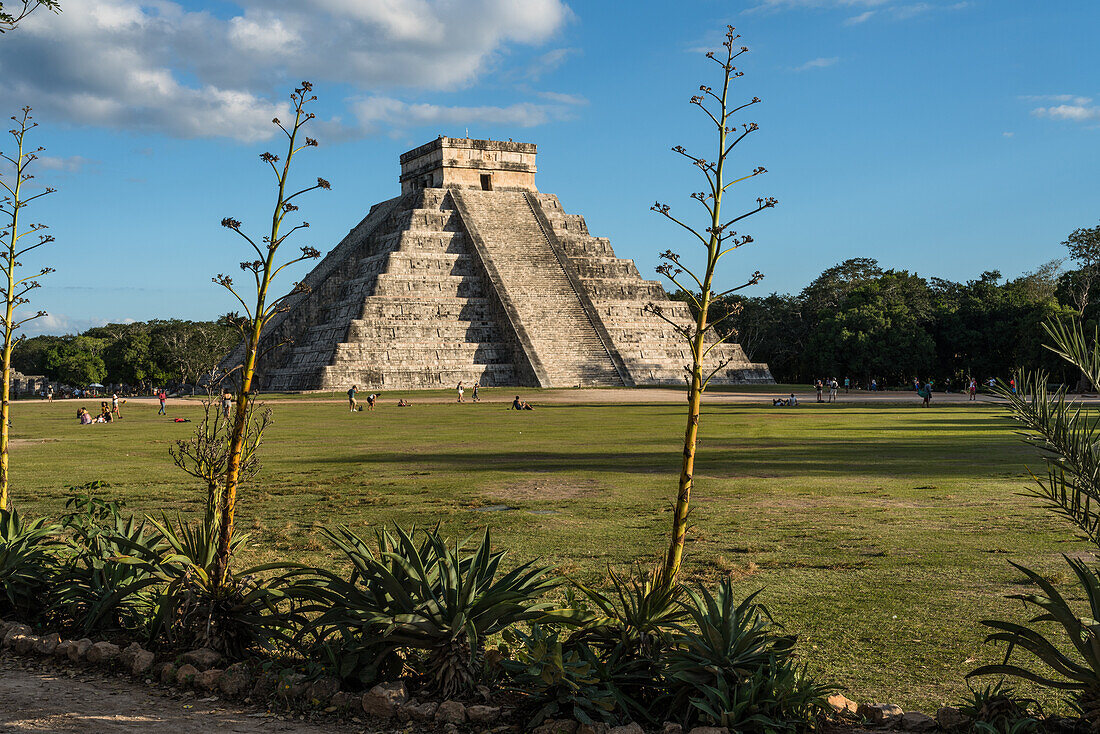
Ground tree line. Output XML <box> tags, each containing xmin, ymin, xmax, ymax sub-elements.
<box><xmin>11</xmin><ymin>316</ymin><xmax>239</xmax><ymax>389</ymax></box>
<box><xmin>685</xmin><ymin>253</ymin><xmax>1099</xmax><ymax>387</ymax></box>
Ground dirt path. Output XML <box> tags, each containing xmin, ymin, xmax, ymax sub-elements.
<box><xmin>74</xmin><ymin>388</ymin><xmax>1012</xmax><ymax>408</ymax></box>
<box><xmin>0</xmin><ymin>656</ymin><xmax>350</xmax><ymax>734</ymax></box>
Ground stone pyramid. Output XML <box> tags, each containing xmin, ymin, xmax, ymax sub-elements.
<box><xmin>231</xmin><ymin>137</ymin><xmax>772</xmax><ymax>391</ymax></box>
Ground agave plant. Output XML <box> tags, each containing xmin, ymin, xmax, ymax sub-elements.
<box><xmin>970</xmin><ymin>319</ymin><xmax>1100</xmax><ymax>721</ymax></box>
<box><xmin>302</xmin><ymin>525</ymin><xmax>559</xmax><ymax>697</ymax></box>
<box><xmin>560</xmin><ymin>565</ymin><xmax>688</xmax><ymax>722</ymax></box>
<box><xmin>51</xmin><ymin>494</ymin><xmax>165</xmax><ymax>636</ymax></box>
<box><xmin>145</xmin><ymin>513</ymin><xmax>308</xmax><ymax>657</ymax></box>
<box><xmin>956</xmin><ymin>681</ymin><xmax>1041</xmax><ymax>734</ymax></box>
<box><xmin>971</xmin><ymin>558</ymin><xmax>1100</xmax><ymax>717</ymax></box>
<box><xmin>501</xmin><ymin>623</ymin><xmax>618</xmax><ymax>726</ymax></box>
<box><xmin>0</xmin><ymin>507</ymin><xmax>60</xmax><ymax>620</ymax></box>
<box><xmin>663</xmin><ymin>578</ymin><xmax>828</xmax><ymax>732</ymax></box>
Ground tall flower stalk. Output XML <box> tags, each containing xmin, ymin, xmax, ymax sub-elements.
<box><xmin>213</xmin><ymin>82</ymin><xmax>326</xmax><ymax>585</ymax></box>
<box><xmin>0</xmin><ymin>107</ymin><xmax>54</xmax><ymax>509</ymax></box>
<box><xmin>648</xmin><ymin>27</ymin><xmax>774</xmax><ymax>587</ymax></box>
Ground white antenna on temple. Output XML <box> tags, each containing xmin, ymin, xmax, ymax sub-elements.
<box><xmin>465</xmin><ymin>127</ymin><xmax>469</xmax><ymax>138</ymax></box>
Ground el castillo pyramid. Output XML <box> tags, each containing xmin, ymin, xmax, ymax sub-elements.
<box><xmin>230</xmin><ymin>137</ymin><xmax>772</xmax><ymax>391</ymax></box>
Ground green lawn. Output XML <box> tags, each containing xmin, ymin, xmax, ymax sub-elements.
<box><xmin>5</xmin><ymin>396</ymin><xmax>1083</xmax><ymax>711</ymax></box>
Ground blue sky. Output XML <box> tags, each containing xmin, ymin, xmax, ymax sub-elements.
<box><xmin>1</xmin><ymin>0</ymin><xmax>1097</xmax><ymax>335</ymax></box>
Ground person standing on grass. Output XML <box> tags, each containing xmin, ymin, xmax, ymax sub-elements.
<box><xmin>221</xmin><ymin>389</ymin><xmax>233</xmax><ymax>421</ymax></box>
<box><xmin>918</xmin><ymin>381</ymin><xmax>931</xmax><ymax>407</ymax></box>
<box><xmin>348</xmin><ymin>385</ymin><xmax>358</xmax><ymax>412</ymax></box>
<box><xmin>815</xmin><ymin>379</ymin><xmax>823</xmax><ymax>402</ymax></box>
<box><xmin>157</xmin><ymin>389</ymin><xmax>167</xmax><ymax>415</ymax></box>
<box><xmin>457</xmin><ymin>382</ymin><xmax>465</xmax><ymax>403</ymax></box>
<box><xmin>366</xmin><ymin>393</ymin><xmax>376</xmax><ymax>411</ymax></box>
<box><xmin>968</xmin><ymin>376</ymin><xmax>977</xmax><ymax>401</ymax></box>
<box><xmin>47</xmin><ymin>385</ymin><xmax>53</xmax><ymax>403</ymax></box>
<box><xmin>111</xmin><ymin>393</ymin><xmax>122</xmax><ymax>419</ymax></box>
<box><xmin>829</xmin><ymin>377</ymin><xmax>839</xmax><ymax>403</ymax></box>
<box><xmin>844</xmin><ymin>376</ymin><xmax>850</xmax><ymax>394</ymax></box>
<box><xmin>472</xmin><ymin>382</ymin><xmax>480</xmax><ymax>402</ymax></box>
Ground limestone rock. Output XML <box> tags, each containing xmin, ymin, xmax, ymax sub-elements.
<box><xmin>119</xmin><ymin>642</ymin><xmax>144</xmax><ymax>668</ymax></box>
<box><xmin>578</xmin><ymin>724</ymin><xmax>611</xmax><ymax>734</ymax></box>
<box><xmin>661</xmin><ymin>724</ymin><xmax>683</xmax><ymax>734</ymax></box>
<box><xmin>828</xmin><ymin>693</ymin><xmax>860</xmax><ymax>716</ymax></box>
<box><xmin>197</xmin><ymin>668</ymin><xmax>224</xmax><ymax>691</ymax></box>
<box><xmin>533</xmin><ymin>720</ymin><xmax>579</xmax><ymax>734</ymax></box>
<box><xmin>132</xmin><ymin>650</ymin><xmax>156</xmax><ymax>676</ymax></box>
<box><xmin>218</xmin><ymin>663</ymin><xmax>252</xmax><ymax>697</ymax></box>
<box><xmin>11</xmin><ymin>633</ymin><xmax>36</xmax><ymax>655</ymax></box>
<box><xmin>467</xmin><ymin>705</ymin><xmax>502</xmax><ymax>724</ymax></box>
<box><xmin>2</xmin><ymin>623</ymin><xmax>30</xmax><ymax>646</ymax></box>
<box><xmin>936</xmin><ymin>706</ymin><xmax>970</xmax><ymax>730</ymax></box>
<box><xmin>157</xmin><ymin>662</ymin><xmax>178</xmax><ymax>684</ymax></box>
<box><xmin>329</xmin><ymin>690</ymin><xmax>361</xmax><ymax>712</ymax></box>
<box><xmin>250</xmin><ymin>671</ymin><xmax>278</xmax><ymax>698</ymax></box>
<box><xmin>307</xmin><ymin>676</ymin><xmax>340</xmax><ymax>705</ymax></box>
<box><xmin>33</xmin><ymin>632</ymin><xmax>60</xmax><ymax>656</ymax></box>
<box><xmin>68</xmin><ymin>638</ymin><xmax>93</xmax><ymax>662</ymax></box>
<box><xmin>275</xmin><ymin>672</ymin><xmax>306</xmax><ymax>699</ymax></box>
<box><xmin>610</xmin><ymin>724</ymin><xmax>644</xmax><ymax>734</ymax></box>
<box><xmin>362</xmin><ymin>681</ymin><xmax>408</xmax><ymax>718</ymax></box>
<box><xmin>85</xmin><ymin>641</ymin><xmax>120</xmax><ymax>664</ymax></box>
<box><xmin>397</xmin><ymin>701</ymin><xmax>439</xmax><ymax>722</ymax></box>
<box><xmin>687</xmin><ymin>728</ymin><xmax>730</xmax><ymax>734</ymax></box>
<box><xmin>175</xmin><ymin>663</ymin><xmax>200</xmax><ymax>687</ymax></box>
<box><xmin>901</xmin><ymin>712</ymin><xmax>937</xmax><ymax>732</ymax></box>
<box><xmin>859</xmin><ymin>703</ymin><xmax>904</xmax><ymax>725</ymax></box>
<box><xmin>435</xmin><ymin>700</ymin><xmax>467</xmax><ymax>724</ymax></box>
<box><xmin>181</xmin><ymin>647</ymin><xmax>222</xmax><ymax>671</ymax></box>
<box><xmin>53</xmin><ymin>640</ymin><xmax>74</xmax><ymax>659</ymax></box>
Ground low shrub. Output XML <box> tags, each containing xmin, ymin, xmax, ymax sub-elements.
<box><xmin>0</xmin><ymin>507</ymin><xmax>60</xmax><ymax>621</ymax></box>
<box><xmin>665</xmin><ymin>580</ymin><xmax>828</xmax><ymax>732</ymax></box>
<box><xmin>300</xmin><ymin>524</ymin><xmax>559</xmax><ymax>697</ymax></box>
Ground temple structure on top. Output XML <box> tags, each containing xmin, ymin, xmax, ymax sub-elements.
<box><xmin>222</xmin><ymin>137</ymin><xmax>772</xmax><ymax>390</ymax></box>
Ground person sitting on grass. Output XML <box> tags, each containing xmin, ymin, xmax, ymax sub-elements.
<box><xmin>511</xmin><ymin>396</ymin><xmax>533</xmax><ymax>411</ymax></box>
<box><xmin>397</xmin><ymin>398</ymin><xmax>410</xmax><ymax>407</ymax></box>
<box><xmin>77</xmin><ymin>407</ymin><xmax>92</xmax><ymax>425</ymax></box>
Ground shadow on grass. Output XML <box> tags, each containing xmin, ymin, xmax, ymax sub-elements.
<box><xmin>307</xmin><ymin>435</ymin><xmax>1028</xmax><ymax>479</ymax></box>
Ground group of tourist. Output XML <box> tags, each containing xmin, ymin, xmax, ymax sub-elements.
<box><xmin>76</xmin><ymin>396</ymin><xmax>123</xmax><ymax>424</ymax></box>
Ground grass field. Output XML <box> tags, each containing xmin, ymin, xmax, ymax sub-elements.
<box><xmin>4</xmin><ymin>394</ymin><xmax>1083</xmax><ymax>711</ymax></box>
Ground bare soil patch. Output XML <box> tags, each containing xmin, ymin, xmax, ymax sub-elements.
<box><xmin>0</xmin><ymin>655</ymin><xmax>346</xmax><ymax>733</ymax></box>
<box><xmin>487</xmin><ymin>477</ymin><xmax>603</xmax><ymax>502</ymax></box>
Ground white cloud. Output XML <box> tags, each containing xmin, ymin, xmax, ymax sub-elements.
<box><xmin>349</xmin><ymin>96</ymin><xmax>577</xmax><ymax>137</ymax></box>
<box><xmin>794</xmin><ymin>56</ymin><xmax>839</xmax><ymax>71</ymax></box>
<box><xmin>1002</xmin><ymin>131</ymin><xmax>1014</xmax><ymax>138</ymax></box>
<box><xmin>0</xmin><ymin>0</ymin><xmax>574</xmax><ymax>142</ymax></box>
<box><xmin>1033</xmin><ymin>104</ymin><xmax>1100</xmax><ymax>123</ymax></box>
<box><xmin>526</xmin><ymin>47</ymin><xmax>578</xmax><ymax>80</ymax></box>
<box><xmin>537</xmin><ymin>91</ymin><xmax>587</xmax><ymax>105</ymax></box>
<box><xmin>36</xmin><ymin>155</ymin><xmax>100</xmax><ymax>172</ymax></box>
<box><xmin>844</xmin><ymin>11</ymin><xmax>876</xmax><ymax>24</ymax></box>
<box><xmin>19</xmin><ymin>312</ymin><xmax>116</xmax><ymax>337</ymax></box>
<box><xmin>749</xmin><ymin>0</ymin><xmax>967</xmax><ymax>22</ymax></box>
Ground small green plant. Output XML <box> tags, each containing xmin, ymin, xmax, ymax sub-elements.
<box><xmin>502</xmin><ymin>623</ymin><xmax>617</xmax><ymax>726</ymax></box>
<box><xmin>564</xmin><ymin>565</ymin><xmax>687</xmax><ymax>722</ymax></box>
<box><xmin>957</xmin><ymin>681</ymin><xmax>1041</xmax><ymax>734</ymax></box>
<box><xmin>664</xmin><ymin>579</ymin><xmax>828</xmax><ymax>732</ymax></box>
<box><xmin>301</xmin><ymin>525</ymin><xmax>559</xmax><ymax>696</ymax></box>
<box><xmin>51</xmin><ymin>493</ymin><xmax>164</xmax><ymax>636</ymax></box>
<box><xmin>0</xmin><ymin>506</ymin><xmax>58</xmax><ymax>620</ymax></box>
